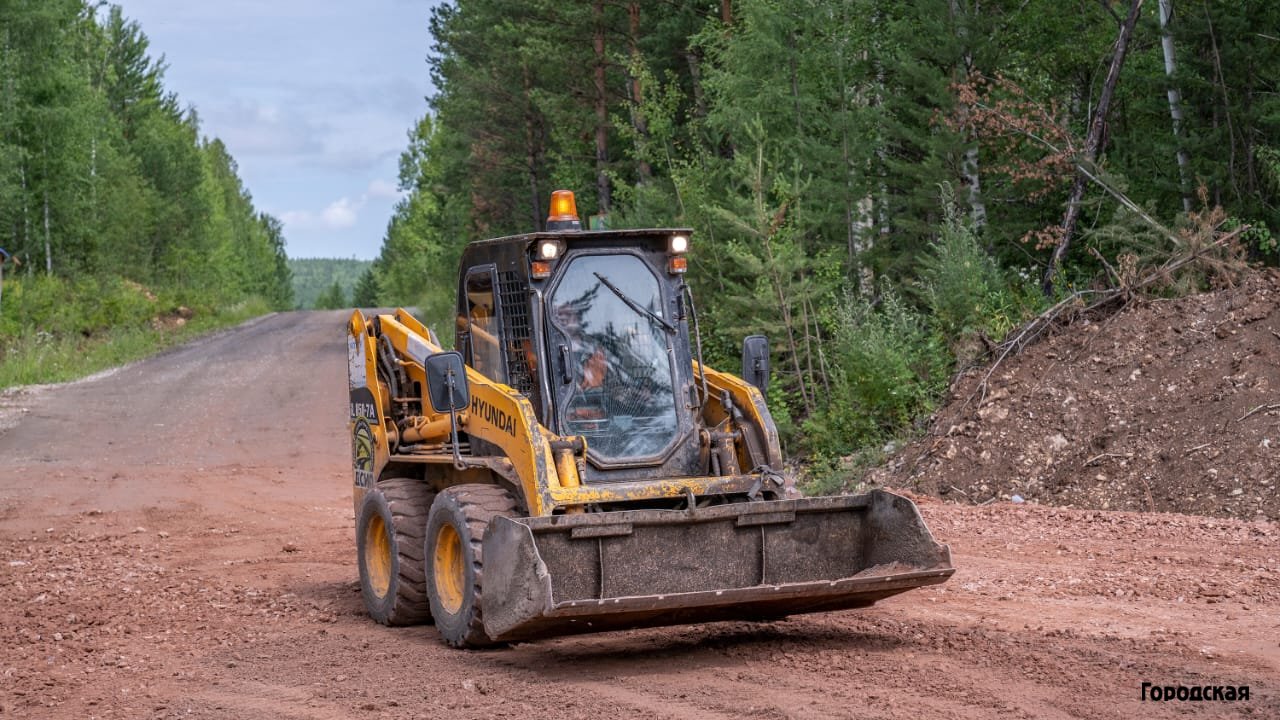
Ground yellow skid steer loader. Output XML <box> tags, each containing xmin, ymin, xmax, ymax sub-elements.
<box><xmin>346</xmin><ymin>190</ymin><xmax>953</xmax><ymax>647</ymax></box>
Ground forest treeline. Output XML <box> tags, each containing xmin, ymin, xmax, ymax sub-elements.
<box><xmin>289</xmin><ymin>258</ymin><xmax>373</xmax><ymax>310</ymax></box>
<box><xmin>364</xmin><ymin>0</ymin><xmax>1278</xmax><ymax>472</ymax></box>
<box><xmin>0</xmin><ymin>1</ymin><xmax>292</xmax><ymax>366</ymax></box>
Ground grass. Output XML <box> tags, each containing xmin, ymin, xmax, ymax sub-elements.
<box><xmin>0</xmin><ymin>298</ymin><xmax>271</xmax><ymax>390</ymax></box>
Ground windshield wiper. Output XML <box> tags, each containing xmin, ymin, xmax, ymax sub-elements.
<box><xmin>593</xmin><ymin>272</ymin><xmax>676</xmax><ymax>333</ymax></box>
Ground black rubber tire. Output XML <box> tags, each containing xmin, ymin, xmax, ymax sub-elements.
<box><xmin>423</xmin><ymin>484</ymin><xmax>518</xmax><ymax>648</ymax></box>
<box><xmin>356</xmin><ymin>478</ymin><xmax>436</xmax><ymax>626</ymax></box>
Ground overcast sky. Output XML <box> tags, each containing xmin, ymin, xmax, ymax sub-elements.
<box><xmin>116</xmin><ymin>0</ymin><xmax>441</xmax><ymax>260</ymax></box>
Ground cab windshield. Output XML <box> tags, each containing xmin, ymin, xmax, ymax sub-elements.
<box><xmin>548</xmin><ymin>254</ymin><xmax>678</xmax><ymax>461</ymax></box>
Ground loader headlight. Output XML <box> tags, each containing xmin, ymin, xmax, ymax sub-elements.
<box><xmin>537</xmin><ymin>240</ymin><xmax>562</xmax><ymax>260</ymax></box>
<box><xmin>669</xmin><ymin>234</ymin><xmax>689</xmax><ymax>254</ymax></box>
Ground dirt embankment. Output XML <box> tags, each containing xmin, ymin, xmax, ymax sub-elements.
<box><xmin>871</xmin><ymin>271</ymin><xmax>1280</xmax><ymax>521</ymax></box>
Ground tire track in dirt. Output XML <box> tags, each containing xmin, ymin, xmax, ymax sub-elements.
<box><xmin>1</xmin><ymin>311</ymin><xmax>1277</xmax><ymax>718</ymax></box>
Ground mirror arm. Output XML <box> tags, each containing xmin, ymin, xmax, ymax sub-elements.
<box><xmin>445</xmin><ymin>369</ymin><xmax>467</xmax><ymax>470</ymax></box>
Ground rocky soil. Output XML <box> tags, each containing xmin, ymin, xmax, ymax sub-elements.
<box><xmin>872</xmin><ymin>270</ymin><xmax>1280</xmax><ymax>521</ymax></box>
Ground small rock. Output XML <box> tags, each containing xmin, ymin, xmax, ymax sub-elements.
<box><xmin>1230</xmin><ymin>488</ymin><xmax>1243</xmax><ymax>496</ymax></box>
<box><xmin>1045</xmin><ymin>434</ymin><xmax>1069</xmax><ymax>452</ymax></box>
<box><xmin>132</xmin><ymin>526</ymin><xmax>147</xmax><ymax>534</ymax></box>
<box><xmin>282</xmin><ymin>543</ymin><xmax>299</xmax><ymax>553</ymax></box>
<box><xmin>1011</xmin><ymin>495</ymin><xmax>1025</xmax><ymax>504</ymax></box>
<box><xmin>461</xmin><ymin>679</ymin><xmax>477</xmax><ymax>693</ymax></box>
<box><xmin>157</xmin><ymin>531</ymin><xmax>170</xmax><ymax>539</ymax></box>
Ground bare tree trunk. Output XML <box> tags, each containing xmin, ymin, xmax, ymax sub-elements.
<box><xmin>522</xmin><ymin>63</ymin><xmax>543</xmax><ymax>231</ymax></box>
<box><xmin>833</xmin><ymin>3</ymin><xmax>858</xmax><ymax>269</ymax></box>
<box><xmin>90</xmin><ymin>132</ymin><xmax>98</xmax><ymax>223</ymax></box>
<box><xmin>626</xmin><ymin>3</ymin><xmax>651</xmax><ymax>182</ymax></box>
<box><xmin>1202</xmin><ymin>6</ymin><xmax>1240</xmax><ymax>199</ymax></box>
<box><xmin>1044</xmin><ymin>0</ymin><xmax>1144</xmax><ymax>295</ymax></box>
<box><xmin>1158</xmin><ymin>0</ymin><xmax>1193</xmax><ymax>212</ymax></box>
<box><xmin>592</xmin><ymin>1</ymin><xmax>611</xmax><ymax>216</ymax></box>
<box><xmin>19</xmin><ymin>160</ymin><xmax>29</xmax><ymax>262</ymax></box>
<box><xmin>721</xmin><ymin>0</ymin><xmax>732</xmax><ymax>24</ymax></box>
<box><xmin>962</xmin><ymin>147</ymin><xmax>987</xmax><ymax>228</ymax></box>
<box><xmin>949</xmin><ymin>0</ymin><xmax>987</xmax><ymax>230</ymax></box>
<box><xmin>43</xmin><ymin>189</ymin><xmax>51</xmax><ymax>275</ymax></box>
<box><xmin>685</xmin><ymin>50</ymin><xmax>707</xmax><ymax>120</ymax></box>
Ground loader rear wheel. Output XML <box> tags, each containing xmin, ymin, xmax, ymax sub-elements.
<box><xmin>356</xmin><ymin>478</ymin><xmax>435</xmax><ymax>626</ymax></box>
<box><xmin>424</xmin><ymin>484</ymin><xmax>518</xmax><ymax>648</ymax></box>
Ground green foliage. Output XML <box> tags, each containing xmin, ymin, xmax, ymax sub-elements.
<box><xmin>0</xmin><ymin>2</ymin><xmax>289</xmax><ymax>388</ymax></box>
<box><xmin>802</xmin><ymin>286</ymin><xmax>950</xmax><ymax>457</ymax></box>
<box><xmin>288</xmin><ymin>258</ymin><xmax>373</xmax><ymax>309</ymax></box>
<box><xmin>369</xmin><ymin>0</ymin><xmax>1280</xmax><ymax>484</ymax></box>
<box><xmin>0</xmin><ymin>288</ymin><xmax>269</xmax><ymax>389</ymax></box>
<box><xmin>313</xmin><ymin>280</ymin><xmax>349</xmax><ymax>311</ymax></box>
<box><xmin>918</xmin><ymin>185</ymin><xmax>1036</xmax><ymax>360</ymax></box>
<box><xmin>0</xmin><ymin>1</ymin><xmax>291</xmax><ymax>330</ymax></box>
<box><xmin>1225</xmin><ymin>217</ymin><xmax>1276</xmax><ymax>259</ymax></box>
<box><xmin>352</xmin><ymin>267</ymin><xmax>380</xmax><ymax>307</ymax></box>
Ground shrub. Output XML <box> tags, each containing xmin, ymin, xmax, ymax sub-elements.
<box><xmin>801</xmin><ymin>285</ymin><xmax>949</xmax><ymax>457</ymax></box>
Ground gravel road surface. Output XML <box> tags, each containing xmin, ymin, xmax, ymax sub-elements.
<box><xmin>1</xmin><ymin>311</ymin><xmax>1276</xmax><ymax>718</ymax></box>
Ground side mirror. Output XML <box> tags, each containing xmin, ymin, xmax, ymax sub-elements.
<box><xmin>741</xmin><ymin>335</ymin><xmax>770</xmax><ymax>393</ymax></box>
<box><xmin>424</xmin><ymin>351</ymin><xmax>470</xmax><ymax>413</ymax></box>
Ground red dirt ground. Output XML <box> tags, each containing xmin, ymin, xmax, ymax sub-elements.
<box><xmin>1</xmin><ymin>310</ymin><xmax>1277</xmax><ymax>718</ymax></box>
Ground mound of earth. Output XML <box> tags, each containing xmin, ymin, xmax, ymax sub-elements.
<box><xmin>868</xmin><ymin>269</ymin><xmax>1280</xmax><ymax>521</ymax></box>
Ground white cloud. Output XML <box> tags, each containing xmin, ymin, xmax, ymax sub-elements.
<box><xmin>365</xmin><ymin>178</ymin><xmax>403</xmax><ymax>201</ymax></box>
<box><xmin>280</xmin><ymin>178</ymin><xmax>398</xmax><ymax>234</ymax></box>
<box><xmin>321</xmin><ymin>197</ymin><xmax>360</xmax><ymax>230</ymax></box>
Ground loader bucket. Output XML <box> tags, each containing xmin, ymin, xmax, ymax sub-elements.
<box><xmin>482</xmin><ymin>489</ymin><xmax>954</xmax><ymax>643</ymax></box>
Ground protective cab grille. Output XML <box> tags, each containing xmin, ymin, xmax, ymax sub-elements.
<box><xmin>498</xmin><ymin>270</ymin><xmax>536</xmax><ymax>396</ymax></box>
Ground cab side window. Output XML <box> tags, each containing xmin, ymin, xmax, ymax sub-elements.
<box><xmin>464</xmin><ymin>268</ymin><xmax>504</xmax><ymax>382</ymax></box>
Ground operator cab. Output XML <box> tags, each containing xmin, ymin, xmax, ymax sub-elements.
<box><xmin>455</xmin><ymin>191</ymin><xmax>700</xmax><ymax>483</ymax></box>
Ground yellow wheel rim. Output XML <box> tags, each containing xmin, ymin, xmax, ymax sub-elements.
<box><xmin>365</xmin><ymin>514</ymin><xmax>392</xmax><ymax>599</ymax></box>
<box><xmin>433</xmin><ymin>523</ymin><xmax>465</xmax><ymax>614</ymax></box>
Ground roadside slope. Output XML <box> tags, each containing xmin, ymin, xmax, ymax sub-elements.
<box><xmin>871</xmin><ymin>271</ymin><xmax>1280</xmax><ymax>521</ymax></box>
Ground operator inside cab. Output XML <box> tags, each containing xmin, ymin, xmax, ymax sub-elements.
<box><xmin>547</xmin><ymin>253</ymin><xmax>677</xmax><ymax>462</ymax></box>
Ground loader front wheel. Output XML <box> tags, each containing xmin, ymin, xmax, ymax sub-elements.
<box><xmin>424</xmin><ymin>484</ymin><xmax>518</xmax><ymax>648</ymax></box>
<box><xmin>356</xmin><ymin>478</ymin><xmax>435</xmax><ymax>626</ymax></box>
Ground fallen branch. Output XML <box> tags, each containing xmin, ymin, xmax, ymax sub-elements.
<box><xmin>1236</xmin><ymin>403</ymin><xmax>1280</xmax><ymax>423</ymax></box>
<box><xmin>1184</xmin><ymin>442</ymin><xmax>1212</xmax><ymax>455</ymax></box>
<box><xmin>1089</xmin><ymin>246</ymin><xmax>1125</xmax><ymax>288</ymax></box>
<box><xmin>1084</xmin><ymin>452</ymin><xmax>1133</xmax><ymax>467</ymax></box>
<box><xmin>968</xmin><ymin>226</ymin><xmax>1246</xmax><ymax>407</ymax></box>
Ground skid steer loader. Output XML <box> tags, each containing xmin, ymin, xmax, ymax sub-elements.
<box><xmin>346</xmin><ymin>190</ymin><xmax>954</xmax><ymax>647</ymax></box>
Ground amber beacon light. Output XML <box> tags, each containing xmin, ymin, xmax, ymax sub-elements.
<box><xmin>546</xmin><ymin>190</ymin><xmax>581</xmax><ymax>231</ymax></box>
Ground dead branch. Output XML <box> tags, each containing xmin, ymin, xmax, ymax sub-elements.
<box><xmin>966</xmin><ymin>225</ymin><xmax>1244</xmax><ymax>406</ymax></box>
<box><xmin>1236</xmin><ymin>404</ymin><xmax>1280</xmax><ymax>423</ymax></box>
<box><xmin>1084</xmin><ymin>452</ymin><xmax>1133</xmax><ymax>467</ymax></box>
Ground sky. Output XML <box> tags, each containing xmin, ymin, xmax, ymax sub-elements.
<box><xmin>116</xmin><ymin>0</ymin><xmax>442</xmax><ymax>260</ymax></box>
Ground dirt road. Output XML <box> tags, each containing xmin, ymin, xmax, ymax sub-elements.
<box><xmin>1</xmin><ymin>311</ymin><xmax>1276</xmax><ymax>718</ymax></box>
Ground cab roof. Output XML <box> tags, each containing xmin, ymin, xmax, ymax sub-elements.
<box><xmin>464</xmin><ymin>227</ymin><xmax>694</xmax><ymax>249</ymax></box>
